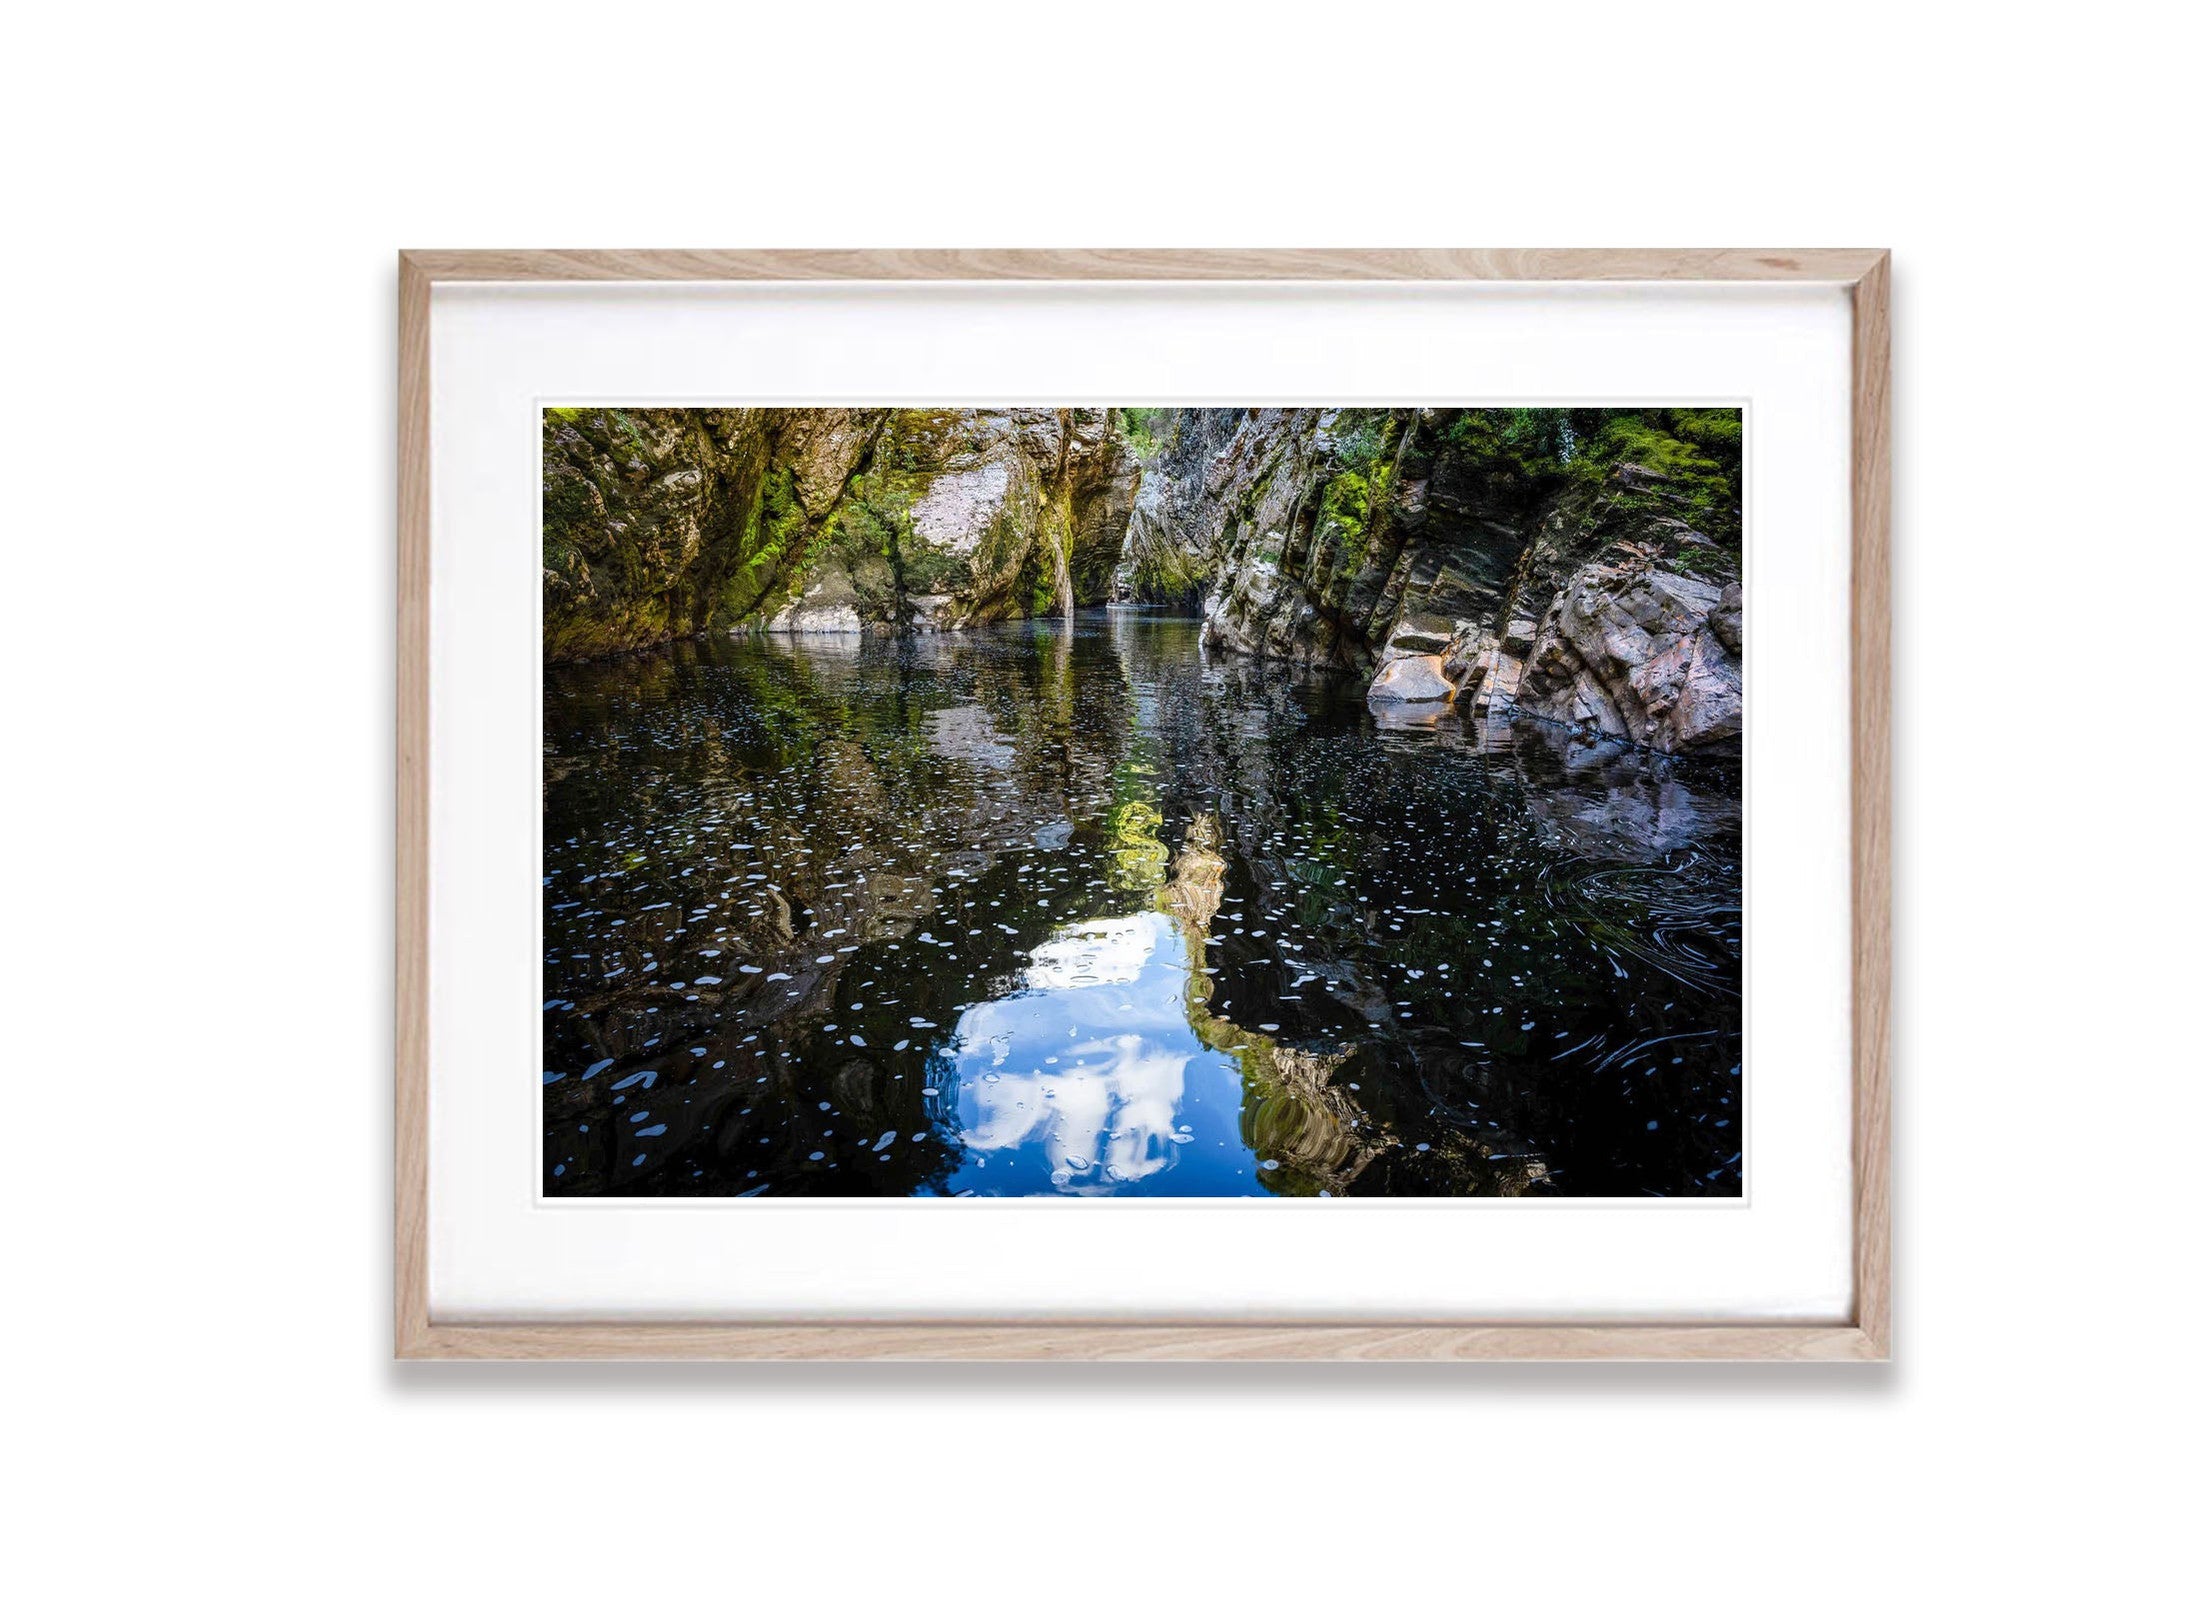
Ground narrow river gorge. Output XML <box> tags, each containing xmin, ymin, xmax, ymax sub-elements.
<box><xmin>543</xmin><ymin>406</ymin><xmax>1744</xmax><ymax>1198</ymax></box>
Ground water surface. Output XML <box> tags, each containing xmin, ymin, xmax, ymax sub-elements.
<box><xmin>543</xmin><ymin>612</ymin><xmax>1741</xmax><ymax>1198</ymax></box>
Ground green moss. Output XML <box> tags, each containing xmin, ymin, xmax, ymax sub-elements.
<box><xmin>1582</xmin><ymin>414</ymin><xmax>1739</xmax><ymax>539</ymax></box>
<box><xmin>834</xmin><ymin>467</ymin><xmax>977</xmax><ymax>601</ymax></box>
<box><xmin>701</xmin><ymin>464</ymin><xmax>814</xmax><ymax>624</ymax></box>
<box><xmin>1321</xmin><ymin>469</ymin><xmax>1372</xmax><ymax>567</ymax></box>
<box><xmin>898</xmin><ymin>542</ymin><xmax>972</xmax><ymax>595</ymax></box>
<box><xmin>1313</xmin><ymin>412</ymin><xmax>1405</xmax><ymax>576</ymax></box>
<box><xmin>560</xmin><ymin>407</ymin><xmax>651</xmax><ymax>458</ymax></box>
<box><xmin>542</xmin><ymin>471</ymin><xmax>596</xmax><ymax>562</ymax></box>
<box><xmin>750</xmin><ymin>467</ymin><xmax>804</xmax><ymax>571</ymax></box>
<box><xmin>1439</xmin><ymin>409</ymin><xmax>1571</xmax><ymax>514</ymax></box>
<box><xmin>1663</xmin><ymin>544</ymin><xmax>1737</xmax><ymax>580</ymax></box>
<box><xmin>1670</xmin><ymin>407</ymin><xmax>1742</xmax><ymax>466</ymax></box>
<box><xmin>1026</xmin><ymin>548</ymin><xmax>1057</xmax><ymax>614</ymax></box>
<box><xmin>1127</xmin><ymin>536</ymin><xmax>1209</xmax><ymax>604</ymax></box>
<box><xmin>1432</xmin><ymin>406</ymin><xmax>1742</xmax><ymax>543</ymax></box>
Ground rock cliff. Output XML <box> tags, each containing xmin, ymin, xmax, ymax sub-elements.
<box><xmin>544</xmin><ymin>404</ymin><xmax>1742</xmax><ymax>755</ymax></box>
<box><xmin>1135</xmin><ymin>406</ymin><xmax>1744</xmax><ymax>755</ymax></box>
<box><xmin>544</xmin><ymin>406</ymin><xmax>1135</xmax><ymax>661</ymax></box>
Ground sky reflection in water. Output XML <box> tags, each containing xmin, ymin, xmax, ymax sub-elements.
<box><xmin>947</xmin><ymin>913</ymin><xmax>1268</xmax><ymax>1196</ymax></box>
<box><xmin>542</xmin><ymin>613</ymin><xmax>1742</xmax><ymax>1198</ymax></box>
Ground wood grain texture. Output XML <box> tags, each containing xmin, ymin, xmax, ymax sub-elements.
<box><xmin>1849</xmin><ymin>253</ymin><xmax>1893</xmax><ymax>1359</ymax></box>
<box><xmin>394</xmin><ymin>248</ymin><xmax>1893</xmax><ymax>1360</ymax></box>
<box><xmin>399</xmin><ymin>247</ymin><xmax>1884</xmax><ymax>285</ymax></box>
<box><xmin>399</xmin><ymin>1321</ymin><xmax>1877</xmax><ymax>1362</ymax></box>
<box><xmin>395</xmin><ymin>255</ymin><xmax>432</xmax><ymax>1358</ymax></box>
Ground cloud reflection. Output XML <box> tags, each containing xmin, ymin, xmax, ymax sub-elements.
<box><xmin>947</xmin><ymin>913</ymin><xmax>1203</xmax><ymax>1193</ymax></box>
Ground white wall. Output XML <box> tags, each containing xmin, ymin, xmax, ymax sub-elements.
<box><xmin>10</xmin><ymin>4</ymin><xmax>2189</xmax><ymax>1593</ymax></box>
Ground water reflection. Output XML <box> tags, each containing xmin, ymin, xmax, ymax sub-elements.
<box><xmin>949</xmin><ymin>914</ymin><xmax>1227</xmax><ymax>1196</ymax></box>
<box><xmin>542</xmin><ymin>612</ymin><xmax>1742</xmax><ymax>1197</ymax></box>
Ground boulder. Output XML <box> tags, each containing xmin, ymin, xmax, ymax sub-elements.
<box><xmin>768</xmin><ymin>601</ymin><xmax>865</xmax><ymax>635</ymax></box>
<box><xmin>1367</xmin><ymin>653</ymin><xmax>1455</xmax><ymax>703</ymax></box>
<box><xmin>767</xmin><ymin>566</ymin><xmax>868</xmax><ymax>634</ymax></box>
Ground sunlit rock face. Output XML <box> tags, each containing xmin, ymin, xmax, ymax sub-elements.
<box><xmin>908</xmin><ymin>458</ymin><xmax>1014</xmax><ymax>555</ymax></box>
<box><xmin>813</xmin><ymin>406</ymin><xmax>1137</xmax><ymax>631</ymax></box>
<box><xmin>766</xmin><ymin>598</ymin><xmax>864</xmax><ymax>635</ymax></box>
<box><xmin>1381</xmin><ymin>612</ymin><xmax>1461</xmax><ymax>663</ymax></box>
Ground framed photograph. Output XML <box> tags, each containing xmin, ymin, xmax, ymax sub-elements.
<box><xmin>397</xmin><ymin>249</ymin><xmax>1889</xmax><ymax>1359</ymax></box>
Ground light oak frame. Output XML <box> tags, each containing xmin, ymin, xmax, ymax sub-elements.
<box><xmin>397</xmin><ymin>249</ymin><xmax>1891</xmax><ymax>1360</ymax></box>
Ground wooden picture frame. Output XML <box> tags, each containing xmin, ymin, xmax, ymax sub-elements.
<box><xmin>397</xmin><ymin>249</ymin><xmax>1890</xmax><ymax>1360</ymax></box>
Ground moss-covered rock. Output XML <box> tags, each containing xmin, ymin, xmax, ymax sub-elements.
<box><xmin>543</xmin><ymin>407</ymin><xmax>889</xmax><ymax>661</ymax></box>
<box><xmin>542</xmin><ymin>407</ymin><xmax>1139</xmax><ymax>659</ymax></box>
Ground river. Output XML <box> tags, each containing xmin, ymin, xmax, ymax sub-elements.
<box><xmin>542</xmin><ymin>610</ymin><xmax>1742</xmax><ymax>1198</ymax></box>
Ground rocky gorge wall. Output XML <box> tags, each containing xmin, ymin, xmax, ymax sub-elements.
<box><xmin>544</xmin><ymin>406</ymin><xmax>1136</xmax><ymax>661</ymax></box>
<box><xmin>1131</xmin><ymin>406</ymin><xmax>1744</xmax><ymax>756</ymax></box>
<box><xmin>544</xmin><ymin>404</ymin><xmax>1743</xmax><ymax>755</ymax></box>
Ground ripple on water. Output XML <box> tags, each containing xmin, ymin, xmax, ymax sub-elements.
<box><xmin>540</xmin><ymin>614</ymin><xmax>1741</xmax><ymax>1199</ymax></box>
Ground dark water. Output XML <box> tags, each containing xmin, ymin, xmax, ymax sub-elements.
<box><xmin>542</xmin><ymin>612</ymin><xmax>1742</xmax><ymax>1198</ymax></box>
